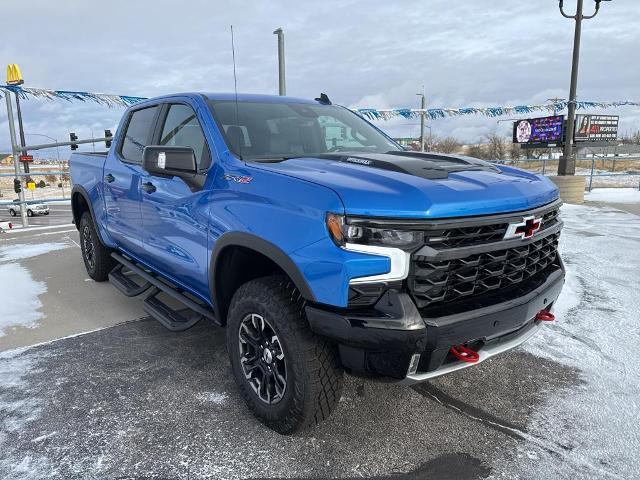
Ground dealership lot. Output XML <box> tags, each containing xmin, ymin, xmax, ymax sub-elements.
<box><xmin>1</xmin><ymin>201</ymin><xmax>639</xmax><ymax>479</ymax></box>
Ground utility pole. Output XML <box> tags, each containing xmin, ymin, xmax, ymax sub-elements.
<box><xmin>547</xmin><ymin>97</ymin><xmax>567</xmax><ymax>116</ymax></box>
<box><xmin>273</xmin><ymin>28</ymin><xmax>286</xmax><ymax>96</ymax></box>
<box><xmin>416</xmin><ymin>87</ymin><xmax>426</xmax><ymax>152</ymax></box>
<box><xmin>558</xmin><ymin>0</ymin><xmax>610</xmax><ymax>175</ymax></box>
<box><xmin>5</xmin><ymin>93</ymin><xmax>28</xmax><ymax>227</ymax></box>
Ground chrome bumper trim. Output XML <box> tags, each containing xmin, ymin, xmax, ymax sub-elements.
<box><xmin>399</xmin><ymin>321</ymin><xmax>543</xmax><ymax>385</ymax></box>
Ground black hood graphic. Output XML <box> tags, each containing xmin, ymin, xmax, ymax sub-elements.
<box><xmin>313</xmin><ymin>151</ymin><xmax>501</xmax><ymax>180</ymax></box>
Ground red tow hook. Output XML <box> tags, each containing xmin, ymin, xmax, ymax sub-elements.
<box><xmin>535</xmin><ymin>310</ymin><xmax>556</xmax><ymax>322</ymax></box>
<box><xmin>450</xmin><ymin>344</ymin><xmax>480</xmax><ymax>363</ymax></box>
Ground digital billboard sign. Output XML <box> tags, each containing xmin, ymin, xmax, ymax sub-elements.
<box><xmin>574</xmin><ymin>115</ymin><xmax>618</xmax><ymax>142</ymax></box>
<box><xmin>513</xmin><ymin>115</ymin><xmax>564</xmax><ymax>147</ymax></box>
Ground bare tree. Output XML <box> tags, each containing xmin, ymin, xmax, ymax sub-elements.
<box><xmin>466</xmin><ymin>144</ymin><xmax>488</xmax><ymax>160</ymax></box>
<box><xmin>433</xmin><ymin>136</ymin><xmax>462</xmax><ymax>154</ymax></box>
<box><xmin>485</xmin><ymin>134</ymin><xmax>507</xmax><ymax>160</ymax></box>
<box><xmin>508</xmin><ymin>142</ymin><xmax>522</xmax><ymax>160</ymax></box>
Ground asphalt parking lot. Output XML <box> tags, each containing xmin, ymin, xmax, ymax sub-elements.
<box><xmin>1</xmin><ymin>201</ymin><xmax>639</xmax><ymax>479</ymax></box>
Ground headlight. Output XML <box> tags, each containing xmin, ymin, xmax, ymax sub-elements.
<box><xmin>326</xmin><ymin>213</ymin><xmax>423</xmax><ymax>250</ymax></box>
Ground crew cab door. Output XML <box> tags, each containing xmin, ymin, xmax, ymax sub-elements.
<box><xmin>103</xmin><ymin>104</ymin><xmax>160</xmax><ymax>256</ymax></box>
<box><xmin>139</xmin><ymin>102</ymin><xmax>213</xmax><ymax>299</ymax></box>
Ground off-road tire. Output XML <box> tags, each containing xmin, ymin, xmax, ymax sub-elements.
<box><xmin>79</xmin><ymin>211</ymin><xmax>115</xmax><ymax>281</ymax></box>
<box><xmin>226</xmin><ymin>275</ymin><xmax>344</xmax><ymax>434</ymax></box>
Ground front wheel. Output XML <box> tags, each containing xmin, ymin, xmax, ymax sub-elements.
<box><xmin>79</xmin><ymin>211</ymin><xmax>116</xmax><ymax>281</ymax></box>
<box><xmin>27</xmin><ymin>209</ymin><xmax>33</xmax><ymax>217</ymax></box>
<box><xmin>226</xmin><ymin>276</ymin><xmax>344</xmax><ymax>434</ymax></box>
<box><xmin>9</xmin><ymin>209</ymin><xmax>16</xmax><ymax>217</ymax></box>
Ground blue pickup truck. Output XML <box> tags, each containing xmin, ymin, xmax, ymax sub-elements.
<box><xmin>70</xmin><ymin>93</ymin><xmax>564</xmax><ymax>433</ymax></box>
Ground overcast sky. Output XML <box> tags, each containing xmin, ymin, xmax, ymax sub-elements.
<box><xmin>1</xmin><ymin>0</ymin><xmax>638</xmax><ymax>155</ymax></box>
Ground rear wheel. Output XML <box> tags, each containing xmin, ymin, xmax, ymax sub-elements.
<box><xmin>9</xmin><ymin>209</ymin><xmax>16</xmax><ymax>217</ymax></box>
<box><xmin>226</xmin><ymin>275</ymin><xmax>343</xmax><ymax>434</ymax></box>
<box><xmin>79</xmin><ymin>211</ymin><xmax>116</xmax><ymax>281</ymax></box>
<box><xmin>27</xmin><ymin>209</ymin><xmax>33</xmax><ymax>217</ymax></box>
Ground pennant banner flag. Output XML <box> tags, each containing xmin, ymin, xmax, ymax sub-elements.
<box><xmin>1</xmin><ymin>85</ymin><xmax>638</xmax><ymax>120</ymax></box>
<box><xmin>356</xmin><ymin>101</ymin><xmax>640</xmax><ymax>121</ymax></box>
<box><xmin>0</xmin><ymin>85</ymin><xmax>147</xmax><ymax>108</ymax></box>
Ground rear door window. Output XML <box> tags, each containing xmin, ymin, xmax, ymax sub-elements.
<box><xmin>120</xmin><ymin>106</ymin><xmax>159</xmax><ymax>163</ymax></box>
<box><xmin>159</xmin><ymin>104</ymin><xmax>211</xmax><ymax>170</ymax></box>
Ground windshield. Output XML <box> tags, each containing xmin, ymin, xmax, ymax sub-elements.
<box><xmin>208</xmin><ymin>100</ymin><xmax>402</xmax><ymax>160</ymax></box>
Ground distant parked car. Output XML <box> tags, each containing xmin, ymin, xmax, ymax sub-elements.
<box><xmin>7</xmin><ymin>199</ymin><xmax>49</xmax><ymax>217</ymax></box>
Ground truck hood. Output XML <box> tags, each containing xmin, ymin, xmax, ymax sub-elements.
<box><xmin>250</xmin><ymin>152</ymin><xmax>559</xmax><ymax>218</ymax></box>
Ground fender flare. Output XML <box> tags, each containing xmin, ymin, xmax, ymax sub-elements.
<box><xmin>71</xmin><ymin>185</ymin><xmax>109</xmax><ymax>246</ymax></box>
<box><xmin>209</xmin><ymin>232</ymin><xmax>317</xmax><ymax>319</ymax></box>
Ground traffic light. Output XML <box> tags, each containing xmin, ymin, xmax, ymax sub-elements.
<box><xmin>70</xmin><ymin>132</ymin><xmax>78</xmax><ymax>150</ymax></box>
<box><xmin>13</xmin><ymin>178</ymin><xmax>21</xmax><ymax>193</ymax></box>
<box><xmin>105</xmin><ymin>129</ymin><xmax>113</xmax><ymax>148</ymax></box>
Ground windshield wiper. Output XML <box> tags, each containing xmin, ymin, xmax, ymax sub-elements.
<box><xmin>248</xmin><ymin>155</ymin><xmax>308</xmax><ymax>163</ymax></box>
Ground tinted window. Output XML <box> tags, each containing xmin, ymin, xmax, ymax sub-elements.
<box><xmin>208</xmin><ymin>101</ymin><xmax>400</xmax><ymax>160</ymax></box>
<box><xmin>159</xmin><ymin>104</ymin><xmax>210</xmax><ymax>169</ymax></box>
<box><xmin>120</xmin><ymin>106</ymin><xmax>158</xmax><ymax>163</ymax></box>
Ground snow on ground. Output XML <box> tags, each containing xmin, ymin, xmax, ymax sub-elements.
<box><xmin>0</xmin><ymin>264</ymin><xmax>47</xmax><ymax>337</ymax></box>
<box><xmin>0</xmin><ymin>349</ymin><xmax>52</xmax><ymax>479</ymax></box>
<box><xmin>494</xmin><ymin>203</ymin><xmax>640</xmax><ymax>479</ymax></box>
<box><xmin>0</xmin><ymin>242</ymin><xmax>70</xmax><ymax>262</ymax></box>
<box><xmin>585</xmin><ymin>187</ymin><xmax>640</xmax><ymax>204</ymax></box>
<box><xmin>0</xmin><ymin>241</ymin><xmax>72</xmax><ymax>336</ymax></box>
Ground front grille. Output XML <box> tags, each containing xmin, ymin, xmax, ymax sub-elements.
<box><xmin>408</xmin><ymin>229</ymin><xmax>561</xmax><ymax>310</ymax></box>
<box><xmin>423</xmin><ymin>223</ymin><xmax>508</xmax><ymax>249</ymax></box>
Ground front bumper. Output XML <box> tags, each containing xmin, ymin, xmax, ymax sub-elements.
<box><xmin>306</xmin><ymin>262</ymin><xmax>564</xmax><ymax>382</ymax></box>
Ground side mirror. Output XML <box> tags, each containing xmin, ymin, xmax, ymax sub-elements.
<box><xmin>142</xmin><ymin>146</ymin><xmax>197</xmax><ymax>178</ymax></box>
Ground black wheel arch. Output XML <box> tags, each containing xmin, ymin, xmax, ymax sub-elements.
<box><xmin>210</xmin><ymin>232</ymin><xmax>317</xmax><ymax>323</ymax></box>
<box><xmin>71</xmin><ymin>186</ymin><xmax>108</xmax><ymax>246</ymax></box>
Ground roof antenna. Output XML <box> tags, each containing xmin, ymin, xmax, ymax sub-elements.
<box><xmin>230</xmin><ymin>25</ymin><xmax>242</xmax><ymax>160</ymax></box>
<box><xmin>315</xmin><ymin>93</ymin><xmax>332</xmax><ymax>105</ymax></box>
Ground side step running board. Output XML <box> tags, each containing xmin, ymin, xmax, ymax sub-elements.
<box><xmin>108</xmin><ymin>264</ymin><xmax>152</xmax><ymax>297</ymax></box>
<box><xmin>110</xmin><ymin>253</ymin><xmax>220</xmax><ymax>330</ymax></box>
<box><xmin>143</xmin><ymin>288</ymin><xmax>204</xmax><ymax>332</ymax></box>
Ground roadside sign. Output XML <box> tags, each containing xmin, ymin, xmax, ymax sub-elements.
<box><xmin>6</xmin><ymin>64</ymin><xmax>24</xmax><ymax>85</ymax></box>
<box><xmin>513</xmin><ymin>115</ymin><xmax>564</xmax><ymax>147</ymax></box>
<box><xmin>27</xmin><ymin>182</ymin><xmax>36</xmax><ymax>190</ymax></box>
<box><xmin>575</xmin><ymin>115</ymin><xmax>618</xmax><ymax>142</ymax></box>
<box><xmin>19</xmin><ymin>154</ymin><xmax>34</xmax><ymax>162</ymax></box>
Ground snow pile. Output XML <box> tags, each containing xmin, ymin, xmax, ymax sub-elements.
<box><xmin>585</xmin><ymin>187</ymin><xmax>640</xmax><ymax>204</ymax></box>
<box><xmin>0</xmin><ymin>264</ymin><xmax>47</xmax><ymax>337</ymax></box>
<box><xmin>0</xmin><ymin>241</ymin><xmax>73</xmax><ymax>336</ymax></box>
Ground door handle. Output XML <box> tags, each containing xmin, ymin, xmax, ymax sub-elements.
<box><xmin>142</xmin><ymin>181</ymin><xmax>156</xmax><ymax>194</ymax></box>
<box><xmin>104</xmin><ymin>173</ymin><xmax>115</xmax><ymax>183</ymax></box>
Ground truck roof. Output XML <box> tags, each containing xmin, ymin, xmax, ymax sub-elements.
<box><xmin>204</xmin><ymin>93</ymin><xmax>318</xmax><ymax>104</ymax></box>
<box><xmin>135</xmin><ymin>92</ymin><xmax>320</xmax><ymax>105</ymax></box>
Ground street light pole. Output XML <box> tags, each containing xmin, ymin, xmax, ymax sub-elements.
<box><xmin>4</xmin><ymin>93</ymin><xmax>28</xmax><ymax>227</ymax></box>
<box><xmin>416</xmin><ymin>87</ymin><xmax>426</xmax><ymax>152</ymax></box>
<box><xmin>273</xmin><ymin>28</ymin><xmax>286</xmax><ymax>96</ymax></box>
<box><xmin>558</xmin><ymin>0</ymin><xmax>609</xmax><ymax>176</ymax></box>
